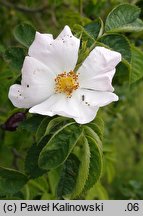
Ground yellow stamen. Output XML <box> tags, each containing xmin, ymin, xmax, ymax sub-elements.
<box><xmin>55</xmin><ymin>71</ymin><xmax>79</xmax><ymax>97</ymax></box>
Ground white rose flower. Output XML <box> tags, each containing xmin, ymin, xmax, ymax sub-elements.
<box><xmin>8</xmin><ymin>25</ymin><xmax>121</xmax><ymax>124</ymax></box>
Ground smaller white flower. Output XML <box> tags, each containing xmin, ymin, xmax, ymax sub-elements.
<box><xmin>8</xmin><ymin>25</ymin><xmax>121</xmax><ymax>124</ymax></box>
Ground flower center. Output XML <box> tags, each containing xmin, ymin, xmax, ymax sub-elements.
<box><xmin>55</xmin><ymin>71</ymin><xmax>79</xmax><ymax>97</ymax></box>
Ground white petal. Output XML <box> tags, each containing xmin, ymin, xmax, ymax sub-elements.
<box><xmin>29</xmin><ymin>94</ymin><xmax>78</xmax><ymax>118</ymax></box>
<box><xmin>28</xmin><ymin>26</ymin><xmax>80</xmax><ymax>74</ymax></box>
<box><xmin>70</xmin><ymin>92</ymin><xmax>99</xmax><ymax>124</ymax></box>
<box><xmin>79</xmin><ymin>73</ymin><xmax>114</xmax><ymax>92</ymax></box>
<box><xmin>29</xmin><ymin>92</ymin><xmax>99</xmax><ymax>124</ymax></box>
<box><xmin>78</xmin><ymin>89</ymin><xmax>118</xmax><ymax>107</ymax></box>
<box><xmin>8</xmin><ymin>57</ymin><xmax>55</xmax><ymax>108</ymax></box>
<box><xmin>74</xmin><ymin>107</ymin><xmax>99</xmax><ymax>124</ymax></box>
<box><xmin>78</xmin><ymin>46</ymin><xmax>121</xmax><ymax>81</ymax></box>
<box><xmin>8</xmin><ymin>84</ymin><xmax>32</xmax><ymax>108</ymax></box>
<box><xmin>21</xmin><ymin>56</ymin><xmax>55</xmax><ymax>85</ymax></box>
<box><xmin>8</xmin><ymin>83</ymin><xmax>52</xmax><ymax>109</ymax></box>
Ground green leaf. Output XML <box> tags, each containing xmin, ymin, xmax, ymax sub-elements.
<box><xmin>73</xmin><ymin>19</ymin><xmax>103</xmax><ymax>48</ymax></box>
<box><xmin>84</xmin><ymin>18</ymin><xmax>104</xmax><ymax>40</ymax></box>
<box><xmin>27</xmin><ymin>176</ymin><xmax>50</xmax><ymax>199</ymax></box>
<box><xmin>18</xmin><ymin>115</ymin><xmax>45</xmax><ymax>134</ymax></box>
<box><xmin>14</xmin><ymin>23</ymin><xmax>36</xmax><ymax>48</ymax></box>
<box><xmin>74</xmin><ymin>18</ymin><xmax>103</xmax><ymax>41</ymax></box>
<box><xmin>39</xmin><ymin>123</ymin><xmax>82</xmax><ymax>170</ymax></box>
<box><xmin>105</xmin><ymin>4</ymin><xmax>143</xmax><ymax>33</ymax></box>
<box><xmin>57</xmin><ymin>154</ymin><xmax>80</xmax><ymax>199</ymax></box>
<box><xmin>25</xmin><ymin>134</ymin><xmax>53</xmax><ymax>179</ymax></box>
<box><xmin>25</xmin><ymin>118</ymin><xmax>77</xmax><ymax>179</ymax></box>
<box><xmin>123</xmin><ymin>18</ymin><xmax>143</xmax><ymax>32</ymax></box>
<box><xmin>130</xmin><ymin>46</ymin><xmax>143</xmax><ymax>83</ymax></box>
<box><xmin>45</xmin><ymin>116</ymin><xmax>73</xmax><ymax>136</ymax></box>
<box><xmin>0</xmin><ymin>167</ymin><xmax>28</xmax><ymax>196</ymax></box>
<box><xmin>87</xmin><ymin>123</ymin><xmax>103</xmax><ymax>141</ymax></box>
<box><xmin>4</xmin><ymin>47</ymin><xmax>25</xmax><ymax>71</ymax></box>
<box><xmin>88</xmin><ymin>115</ymin><xmax>104</xmax><ymax>141</ymax></box>
<box><xmin>36</xmin><ymin>117</ymin><xmax>51</xmax><ymax>143</ymax></box>
<box><xmin>99</xmin><ymin>34</ymin><xmax>131</xmax><ymax>63</ymax></box>
<box><xmin>84</xmin><ymin>136</ymin><xmax>103</xmax><ymax>191</ymax></box>
<box><xmin>113</xmin><ymin>61</ymin><xmax>130</xmax><ymax>85</ymax></box>
<box><xmin>92</xmin><ymin>114</ymin><xmax>104</xmax><ymax>132</ymax></box>
<box><xmin>48</xmin><ymin>167</ymin><xmax>62</xmax><ymax>197</ymax></box>
<box><xmin>71</xmin><ymin>135</ymin><xmax>90</xmax><ymax>198</ymax></box>
<box><xmin>25</xmin><ymin>141</ymin><xmax>48</xmax><ymax>179</ymax></box>
<box><xmin>83</xmin><ymin>126</ymin><xmax>102</xmax><ymax>152</ymax></box>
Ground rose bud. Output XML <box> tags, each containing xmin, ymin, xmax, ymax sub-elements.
<box><xmin>1</xmin><ymin>112</ymin><xmax>26</xmax><ymax>131</ymax></box>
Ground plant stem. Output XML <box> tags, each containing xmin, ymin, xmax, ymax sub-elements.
<box><xmin>25</xmin><ymin>185</ymin><xmax>30</xmax><ymax>200</ymax></box>
<box><xmin>79</xmin><ymin>0</ymin><xmax>83</xmax><ymax>16</ymax></box>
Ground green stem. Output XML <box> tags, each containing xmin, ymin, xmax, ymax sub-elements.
<box><xmin>79</xmin><ymin>0</ymin><xmax>83</xmax><ymax>16</ymax></box>
<box><xmin>25</xmin><ymin>185</ymin><xmax>30</xmax><ymax>200</ymax></box>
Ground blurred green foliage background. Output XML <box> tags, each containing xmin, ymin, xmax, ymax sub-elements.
<box><xmin>0</xmin><ymin>0</ymin><xmax>143</xmax><ymax>200</ymax></box>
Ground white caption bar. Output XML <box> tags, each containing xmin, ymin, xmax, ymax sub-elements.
<box><xmin>0</xmin><ymin>200</ymin><xmax>143</xmax><ymax>216</ymax></box>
